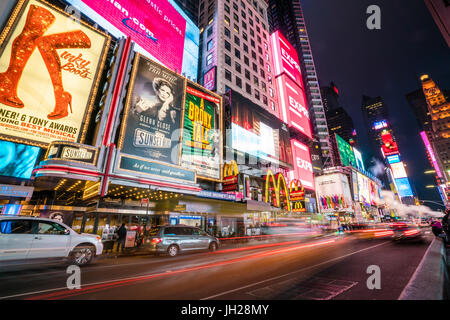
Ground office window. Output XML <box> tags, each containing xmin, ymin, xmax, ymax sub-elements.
<box><xmin>242</xmin><ymin>21</ymin><xmax>247</xmax><ymax>30</ymax></box>
<box><xmin>234</xmin><ymin>24</ymin><xmax>239</xmax><ymax>33</ymax></box>
<box><xmin>235</xmin><ymin>62</ymin><xmax>241</xmax><ymax>73</ymax></box>
<box><xmin>235</xmin><ymin>48</ymin><xmax>240</xmax><ymax>59</ymax></box>
<box><xmin>206</xmin><ymin>53</ymin><xmax>213</xmax><ymax>66</ymax></box>
<box><xmin>257</xmin><ymin>36</ymin><xmax>261</xmax><ymax>43</ymax></box>
<box><xmin>207</xmin><ymin>39</ymin><xmax>214</xmax><ymax>51</ymax></box>
<box><xmin>249</xmin><ymin>18</ymin><xmax>253</xmax><ymax>26</ymax></box>
<box><xmin>258</xmin><ymin>46</ymin><xmax>262</xmax><ymax>54</ymax></box>
<box><xmin>256</xmin><ymin>26</ymin><xmax>260</xmax><ymax>33</ymax></box>
<box><xmin>252</xmin><ymin>62</ymin><xmax>258</xmax><ymax>72</ymax></box>
<box><xmin>225</xmin><ymin>69</ymin><xmax>232</xmax><ymax>81</ymax></box>
<box><xmin>248</xmin><ymin>8</ymin><xmax>253</xmax><ymax>17</ymax></box>
<box><xmin>224</xmin><ymin>16</ymin><xmax>230</xmax><ymax>25</ymax></box>
<box><xmin>261</xmin><ymin>82</ymin><xmax>266</xmax><ymax>92</ymax></box>
<box><xmin>250</xmin><ymin>39</ymin><xmax>255</xmax><ymax>47</ymax></box>
<box><xmin>255</xmin><ymin>16</ymin><xmax>259</xmax><ymax>24</ymax></box>
<box><xmin>225</xmin><ymin>54</ymin><xmax>231</xmax><ymax>66</ymax></box>
<box><xmin>246</xmin><ymin>83</ymin><xmax>251</xmax><ymax>94</ymax></box>
<box><xmin>207</xmin><ymin>27</ymin><xmax>213</xmax><ymax>38</ymax></box>
<box><xmin>245</xmin><ymin>69</ymin><xmax>250</xmax><ymax>80</ymax></box>
<box><xmin>253</xmin><ymin>75</ymin><xmax>259</xmax><ymax>86</ymax></box>
<box><xmin>233</xmin><ymin>2</ymin><xmax>239</xmax><ymax>10</ymax></box>
<box><xmin>225</xmin><ymin>40</ymin><xmax>231</xmax><ymax>51</ymax></box>
<box><xmin>236</xmin><ymin>76</ymin><xmax>242</xmax><ymax>88</ymax></box>
<box><xmin>242</xmin><ymin>32</ymin><xmax>248</xmax><ymax>41</ymax></box>
<box><xmin>241</xmin><ymin>11</ymin><xmax>246</xmax><ymax>19</ymax></box>
<box><xmin>244</xmin><ymin>56</ymin><xmax>249</xmax><ymax>66</ymax></box>
<box><xmin>224</xmin><ymin>3</ymin><xmax>230</xmax><ymax>13</ymax></box>
<box><xmin>234</xmin><ymin>36</ymin><xmax>240</xmax><ymax>46</ymax></box>
<box><xmin>260</xmin><ymin>69</ymin><xmax>265</xmax><ymax>79</ymax></box>
<box><xmin>243</xmin><ymin>43</ymin><xmax>248</xmax><ymax>53</ymax></box>
<box><xmin>271</xmin><ymin>101</ymin><xmax>275</xmax><ymax>111</ymax></box>
<box><xmin>251</xmin><ymin>50</ymin><xmax>256</xmax><ymax>59</ymax></box>
<box><xmin>224</xmin><ymin>27</ymin><xmax>230</xmax><ymax>38</ymax></box>
<box><xmin>255</xmin><ymin>90</ymin><xmax>260</xmax><ymax>100</ymax></box>
<box><xmin>233</xmin><ymin>13</ymin><xmax>239</xmax><ymax>22</ymax></box>
<box><xmin>263</xmin><ymin>95</ymin><xmax>268</xmax><ymax>105</ymax></box>
<box><xmin>259</xmin><ymin>57</ymin><xmax>264</xmax><ymax>67</ymax></box>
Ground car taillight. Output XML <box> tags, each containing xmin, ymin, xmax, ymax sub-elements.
<box><xmin>96</xmin><ymin>236</ymin><xmax>102</xmax><ymax>243</ymax></box>
<box><xmin>404</xmin><ymin>229</ymin><xmax>420</xmax><ymax>236</ymax></box>
<box><xmin>151</xmin><ymin>238</ymin><xmax>162</xmax><ymax>244</ymax></box>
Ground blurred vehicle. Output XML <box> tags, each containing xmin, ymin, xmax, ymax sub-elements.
<box><xmin>143</xmin><ymin>225</ymin><xmax>219</xmax><ymax>257</ymax></box>
<box><xmin>0</xmin><ymin>216</ymin><xmax>103</xmax><ymax>266</ymax></box>
<box><xmin>389</xmin><ymin>222</ymin><xmax>424</xmax><ymax>242</ymax></box>
<box><xmin>261</xmin><ymin>221</ymin><xmax>311</xmax><ymax>235</ymax></box>
<box><xmin>418</xmin><ymin>218</ymin><xmax>430</xmax><ymax>228</ymax></box>
<box><xmin>348</xmin><ymin>223</ymin><xmax>394</xmax><ymax>240</ymax></box>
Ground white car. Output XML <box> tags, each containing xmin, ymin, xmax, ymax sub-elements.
<box><xmin>0</xmin><ymin>216</ymin><xmax>103</xmax><ymax>266</ymax></box>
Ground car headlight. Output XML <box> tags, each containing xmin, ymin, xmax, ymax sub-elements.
<box><xmin>96</xmin><ymin>236</ymin><xmax>102</xmax><ymax>243</ymax></box>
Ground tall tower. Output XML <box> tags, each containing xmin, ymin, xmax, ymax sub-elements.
<box><xmin>267</xmin><ymin>0</ymin><xmax>333</xmax><ymax>169</ymax></box>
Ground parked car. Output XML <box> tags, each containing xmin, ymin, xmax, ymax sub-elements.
<box><xmin>143</xmin><ymin>225</ymin><xmax>220</xmax><ymax>257</ymax></box>
<box><xmin>0</xmin><ymin>216</ymin><xmax>103</xmax><ymax>266</ymax></box>
<box><xmin>389</xmin><ymin>222</ymin><xmax>424</xmax><ymax>242</ymax></box>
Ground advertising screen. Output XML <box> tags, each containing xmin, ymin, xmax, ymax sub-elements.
<box><xmin>229</xmin><ymin>91</ymin><xmax>292</xmax><ymax>167</ymax></box>
<box><xmin>381</xmin><ymin>131</ymin><xmax>399</xmax><ymax>156</ymax></box>
<box><xmin>351</xmin><ymin>170</ymin><xmax>359</xmax><ymax>202</ymax></box>
<box><xmin>353</xmin><ymin>147</ymin><xmax>365</xmax><ymax>171</ymax></box>
<box><xmin>288</xmin><ymin>139</ymin><xmax>314</xmax><ymax>191</ymax></box>
<box><xmin>373</xmin><ymin>120</ymin><xmax>388</xmax><ymax>130</ymax></box>
<box><xmin>276</xmin><ymin>74</ymin><xmax>312</xmax><ymax>139</ymax></box>
<box><xmin>270</xmin><ymin>31</ymin><xmax>303</xmax><ymax>85</ymax></box>
<box><xmin>391</xmin><ymin>161</ymin><xmax>407</xmax><ymax>179</ymax></box>
<box><xmin>315</xmin><ymin>173</ymin><xmax>353</xmax><ymax>213</ymax></box>
<box><xmin>181</xmin><ymin>82</ymin><xmax>221</xmax><ymax>180</ymax></box>
<box><xmin>0</xmin><ymin>140</ymin><xmax>41</xmax><ymax>179</ymax></box>
<box><xmin>357</xmin><ymin>172</ymin><xmax>371</xmax><ymax>205</ymax></box>
<box><xmin>0</xmin><ymin>0</ymin><xmax>110</xmax><ymax>146</ymax></box>
<box><xmin>119</xmin><ymin>54</ymin><xmax>185</xmax><ymax>165</ymax></box>
<box><xmin>68</xmin><ymin>0</ymin><xmax>199</xmax><ymax>80</ymax></box>
<box><xmin>336</xmin><ymin>134</ymin><xmax>357</xmax><ymax>167</ymax></box>
<box><xmin>202</xmin><ymin>67</ymin><xmax>216</xmax><ymax>91</ymax></box>
<box><xmin>395</xmin><ymin>178</ymin><xmax>414</xmax><ymax>197</ymax></box>
<box><xmin>420</xmin><ymin>131</ymin><xmax>443</xmax><ymax>178</ymax></box>
<box><xmin>386</xmin><ymin>154</ymin><xmax>400</xmax><ymax>164</ymax></box>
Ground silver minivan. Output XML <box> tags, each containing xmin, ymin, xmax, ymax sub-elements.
<box><xmin>144</xmin><ymin>225</ymin><xmax>220</xmax><ymax>257</ymax></box>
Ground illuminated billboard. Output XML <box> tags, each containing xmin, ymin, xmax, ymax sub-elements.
<box><xmin>315</xmin><ymin>173</ymin><xmax>353</xmax><ymax>213</ymax></box>
<box><xmin>381</xmin><ymin>130</ymin><xmax>399</xmax><ymax>156</ymax></box>
<box><xmin>0</xmin><ymin>140</ymin><xmax>41</xmax><ymax>179</ymax></box>
<box><xmin>202</xmin><ymin>67</ymin><xmax>216</xmax><ymax>91</ymax></box>
<box><xmin>181</xmin><ymin>82</ymin><xmax>222</xmax><ymax>181</ymax></box>
<box><xmin>67</xmin><ymin>0</ymin><xmax>199</xmax><ymax>80</ymax></box>
<box><xmin>395</xmin><ymin>178</ymin><xmax>414</xmax><ymax>197</ymax></box>
<box><xmin>391</xmin><ymin>162</ymin><xmax>407</xmax><ymax>179</ymax></box>
<box><xmin>420</xmin><ymin>131</ymin><xmax>443</xmax><ymax>178</ymax></box>
<box><xmin>276</xmin><ymin>74</ymin><xmax>312</xmax><ymax>139</ymax></box>
<box><xmin>386</xmin><ymin>154</ymin><xmax>400</xmax><ymax>164</ymax></box>
<box><xmin>336</xmin><ymin>134</ymin><xmax>356</xmax><ymax>167</ymax></box>
<box><xmin>229</xmin><ymin>91</ymin><xmax>292</xmax><ymax>168</ymax></box>
<box><xmin>373</xmin><ymin>120</ymin><xmax>388</xmax><ymax>130</ymax></box>
<box><xmin>357</xmin><ymin>172</ymin><xmax>371</xmax><ymax>205</ymax></box>
<box><xmin>270</xmin><ymin>31</ymin><xmax>303</xmax><ymax>85</ymax></box>
<box><xmin>0</xmin><ymin>0</ymin><xmax>110</xmax><ymax>146</ymax></box>
<box><xmin>353</xmin><ymin>147</ymin><xmax>365</xmax><ymax>171</ymax></box>
<box><xmin>288</xmin><ymin>139</ymin><xmax>314</xmax><ymax>191</ymax></box>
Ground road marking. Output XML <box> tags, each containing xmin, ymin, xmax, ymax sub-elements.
<box><xmin>200</xmin><ymin>241</ymin><xmax>390</xmax><ymax>300</ymax></box>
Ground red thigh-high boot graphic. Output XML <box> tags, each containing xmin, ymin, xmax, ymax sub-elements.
<box><xmin>35</xmin><ymin>30</ymin><xmax>91</xmax><ymax>120</ymax></box>
<box><xmin>0</xmin><ymin>5</ymin><xmax>55</xmax><ymax>108</ymax></box>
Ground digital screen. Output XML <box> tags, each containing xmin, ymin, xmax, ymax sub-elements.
<box><xmin>386</xmin><ymin>154</ymin><xmax>400</xmax><ymax>164</ymax></box>
<box><xmin>353</xmin><ymin>147</ymin><xmax>365</xmax><ymax>171</ymax></box>
<box><xmin>357</xmin><ymin>172</ymin><xmax>371</xmax><ymax>205</ymax></box>
<box><xmin>420</xmin><ymin>131</ymin><xmax>443</xmax><ymax>178</ymax></box>
<box><xmin>395</xmin><ymin>178</ymin><xmax>414</xmax><ymax>197</ymax></box>
<box><xmin>0</xmin><ymin>140</ymin><xmax>41</xmax><ymax>179</ymax></box>
<box><xmin>373</xmin><ymin>120</ymin><xmax>388</xmax><ymax>130</ymax></box>
<box><xmin>288</xmin><ymin>139</ymin><xmax>314</xmax><ymax>191</ymax></box>
<box><xmin>203</xmin><ymin>67</ymin><xmax>216</xmax><ymax>91</ymax></box>
<box><xmin>276</xmin><ymin>74</ymin><xmax>312</xmax><ymax>139</ymax></box>
<box><xmin>381</xmin><ymin>131</ymin><xmax>399</xmax><ymax>156</ymax></box>
<box><xmin>315</xmin><ymin>173</ymin><xmax>353</xmax><ymax>213</ymax></box>
<box><xmin>1</xmin><ymin>204</ymin><xmax>22</xmax><ymax>216</ymax></box>
<box><xmin>68</xmin><ymin>0</ymin><xmax>199</xmax><ymax>81</ymax></box>
<box><xmin>270</xmin><ymin>31</ymin><xmax>303</xmax><ymax>85</ymax></box>
<box><xmin>336</xmin><ymin>134</ymin><xmax>356</xmax><ymax>167</ymax></box>
<box><xmin>390</xmin><ymin>162</ymin><xmax>407</xmax><ymax>179</ymax></box>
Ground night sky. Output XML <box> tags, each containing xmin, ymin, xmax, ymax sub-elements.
<box><xmin>302</xmin><ymin>0</ymin><xmax>450</xmax><ymax>210</ymax></box>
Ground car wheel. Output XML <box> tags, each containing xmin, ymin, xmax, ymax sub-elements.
<box><xmin>167</xmin><ymin>245</ymin><xmax>179</xmax><ymax>257</ymax></box>
<box><xmin>209</xmin><ymin>242</ymin><xmax>218</xmax><ymax>252</ymax></box>
<box><xmin>70</xmin><ymin>245</ymin><xmax>94</xmax><ymax>266</ymax></box>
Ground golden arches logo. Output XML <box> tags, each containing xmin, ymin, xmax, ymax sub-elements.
<box><xmin>223</xmin><ymin>160</ymin><xmax>239</xmax><ymax>177</ymax></box>
<box><xmin>264</xmin><ymin>170</ymin><xmax>291</xmax><ymax>211</ymax></box>
<box><xmin>289</xmin><ymin>179</ymin><xmax>304</xmax><ymax>201</ymax></box>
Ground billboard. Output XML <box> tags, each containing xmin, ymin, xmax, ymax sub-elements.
<box><xmin>276</xmin><ymin>74</ymin><xmax>312</xmax><ymax>139</ymax></box>
<box><xmin>202</xmin><ymin>67</ymin><xmax>216</xmax><ymax>91</ymax></box>
<box><xmin>353</xmin><ymin>147</ymin><xmax>365</xmax><ymax>171</ymax></box>
<box><xmin>0</xmin><ymin>140</ymin><xmax>41</xmax><ymax>179</ymax></box>
<box><xmin>315</xmin><ymin>173</ymin><xmax>353</xmax><ymax>213</ymax></box>
<box><xmin>373</xmin><ymin>120</ymin><xmax>388</xmax><ymax>130</ymax></box>
<box><xmin>420</xmin><ymin>131</ymin><xmax>443</xmax><ymax>178</ymax></box>
<box><xmin>390</xmin><ymin>161</ymin><xmax>407</xmax><ymax>179</ymax></box>
<box><xmin>336</xmin><ymin>134</ymin><xmax>356</xmax><ymax>167</ymax></box>
<box><xmin>357</xmin><ymin>172</ymin><xmax>371</xmax><ymax>205</ymax></box>
<box><xmin>381</xmin><ymin>130</ymin><xmax>399</xmax><ymax>156</ymax></box>
<box><xmin>288</xmin><ymin>139</ymin><xmax>314</xmax><ymax>191</ymax></box>
<box><xmin>181</xmin><ymin>82</ymin><xmax>222</xmax><ymax>181</ymax></box>
<box><xmin>229</xmin><ymin>91</ymin><xmax>293</xmax><ymax>168</ymax></box>
<box><xmin>118</xmin><ymin>53</ymin><xmax>185</xmax><ymax>165</ymax></box>
<box><xmin>270</xmin><ymin>31</ymin><xmax>303</xmax><ymax>85</ymax></box>
<box><xmin>68</xmin><ymin>0</ymin><xmax>199</xmax><ymax>80</ymax></box>
<box><xmin>386</xmin><ymin>154</ymin><xmax>400</xmax><ymax>164</ymax></box>
<box><xmin>0</xmin><ymin>0</ymin><xmax>110</xmax><ymax>146</ymax></box>
<box><xmin>395</xmin><ymin>177</ymin><xmax>414</xmax><ymax>197</ymax></box>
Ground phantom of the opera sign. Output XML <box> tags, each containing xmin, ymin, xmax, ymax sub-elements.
<box><xmin>119</xmin><ymin>54</ymin><xmax>185</xmax><ymax>165</ymax></box>
<box><xmin>0</xmin><ymin>0</ymin><xmax>110</xmax><ymax>146</ymax></box>
<box><xmin>181</xmin><ymin>82</ymin><xmax>222</xmax><ymax>181</ymax></box>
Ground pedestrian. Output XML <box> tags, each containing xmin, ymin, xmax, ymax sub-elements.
<box><xmin>116</xmin><ymin>223</ymin><xmax>127</xmax><ymax>253</ymax></box>
<box><xmin>442</xmin><ymin>209</ymin><xmax>450</xmax><ymax>243</ymax></box>
<box><xmin>431</xmin><ymin>219</ymin><xmax>443</xmax><ymax>237</ymax></box>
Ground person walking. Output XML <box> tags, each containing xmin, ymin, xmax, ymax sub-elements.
<box><xmin>431</xmin><ymin>219</ymin><xmax>443</xmax><ymax>237</ymax></box>
<box><xmin>116</xmin><ymin>223</ymin><xmax>127</xmax><ymax>253</ymax></box>
<box><xmin>442</xmin><ymin>209</ymin><xmax>450</xmax><ymax>244</ymax></box>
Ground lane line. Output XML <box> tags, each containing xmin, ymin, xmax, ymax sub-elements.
<box><xmin>200</xmin><ymin>241</ymin><xmax>390</xmax><ymax>300</ymax></box>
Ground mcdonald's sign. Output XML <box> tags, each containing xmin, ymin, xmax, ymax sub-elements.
<box><xmin>223</xmin><ymin>161</ymin><xmax>239</xmax><ymax>192</ymax></box>
<box><xmin>292</xmin><ymin>200</ymin><xmax>306</xmax><ymax>213</ymax></box>
<box><xmin>289</xmin><ymin>179</ymin><xmax>305</xmax><ymax>201</ymax></box>
<box><xmin>264</xmin><ymin>170</ymin><xmax>291</xmax><ymax>211</ymax></box>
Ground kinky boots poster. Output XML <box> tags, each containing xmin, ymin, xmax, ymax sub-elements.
<box><xmin>0</xmin><ymin>0</ymin><xmax>110</xmax><ymax>146</ymax></box>
<box><xmin>119</xmin><ymin>54</ymin><xmax>185</xmax><ymax>165</ymax></box>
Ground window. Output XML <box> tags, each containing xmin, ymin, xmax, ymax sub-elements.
<box><xmin>37</xmin><ymin>221</ymin><xmax>67</xmax><ymax>235</ymax></box>
<box><xmin>207</xmin><ymin>39</ymin><xmax>214</xmax><ymax>51</ymax></box>
<box><xmin>271</xmin><ymin>101</ymin><xmax>275</xmax><ymax>110</ymax></box>
<box><xmin>244</xmin><ymin>56</ymin><xmax>249</xmax><ymax>66</ymax></box>
<box><xmin>255</xmin><ymin>16</ymin><xmax>259</xmax><ymax>24</ymax></box>
<box><xmin>245</xmin><ymin>69</ymin><xmax>250</xmax><ymax>80</ymax></box>
<box><xmin>225</xmin><ymin>40</ymin><xmax>231</xmax><ymax>51</ymax></box>
<box><xmin>235</xmin><ymin>48</ymin><xmax>240</xmax><ymax>59</ymax></box>
<box><xmin>260</xmin><ymin>69</ymin><xmax>265</xmax><ymax>78</ymax></box>
<box><xmin>269</xmin><ymin>88</ymin><xmax>274</xmax><ymax>97</ymax></box>
<box><xmin>233</xmin><ymin>2</ymin><xmax>239</xmax><ymax>10</ymax></box>
<box><xmin>259</xmin><ymin>57</ymin><xmax>264</xmax><ymax>67</ymax></box>
<box><xmin>242</xmin><ymin>32</ymin><xmax>248</xmax><ymax>41</ymax></box>
<box><xmin>261</xmin><ymin>82</ymin><xmax>266</xmax><ymax>92</ymax></box>
<box><xmin>257</xmin><ymin>36</ymin><xmax>261</xmax><ymax>43</ymax></box>
<box><xmin>224</xmin><ymin>16</ymin><xmax>230</xmax><ymax>25</ymax></box>
<box><xmin>253</xmin><ymin>75</ymin><xmax>259</xmax><ymax>86</ymax></box>
<box><xmin>246</xmin><ymin>83</ymin><xmax>251</xmax><ymax>94</ymax></box>
<box><xmin>252</xmin><ymin>62</ymin><xmax>258</xmax><ymax>72</ymax></box>
<box><xmin>248</xmin><ymin>8</ymin><xmax>253</xmax><ymax>17</ymax></box>
<box><xmin>206</xmin><ymin>53</ymin><xmax>213</xmax><ymax>66</ymax></box>
<box><xmin>225</xmin><ymin>69</ymin><xmax>232</xmax><ymax>81</ymax></box>
<box><xmin>224</xmin><ymin>3</ymin><xmax>230</xmax><ymax>13</ymax></box>
<box><xmin>258</xmin><ymin>46</ymin><xmax>262</xmax><ymax>54</ymax></box>
<box><xmin>251</xmin><ymin>39</ymin><xmax>255</xmax><ymax>47</ymax></box>
<box><xmin>255</xmin><ymin>90</ymin><xmax>260</xmax><ymax>100</ymax></box>
<box><xmin>243</xmin><ymin>43</ymin><xmax>248</xmax><ymax>53</ymax></box>
<box><xmin>236</xmin><ymin>76</ymin><xmax>242</xmax><ymax>88</ymax></box>
<box><xmin>234</xmin><ymin>36</ymin><xmax>240</xmax><ymax>46</ymax></box>
<box><xmin>242</xmin><ymin>21</ymin><xmax>247</xmax><ymax>30</ymax></box>
<box><xmin>234</xmin><ymin>13</ymin><xmax>239</xmax><ymax>22</ymax></box>
<box><xmin>263</xmin><ymin>95</ymin><xmax>268</xmax><ymax>104</ymax></box>
<box><xmin>207</xmin><ymin>27</ymin><xmax>213</xmax><ymax>38</ymax></box>
<box><xmin>0</xmin><ymin>220</ymin><xmax>33</xmax><ymax>234</ymax></box>
<box><xmin>234</xmin><ymin>24</ymin><xmax>239</xmax><ymax>33</ymax></box>
<box><xmin>235</xmin><ymin>62</ymin><xmax>241</xmax><ymax>73</ymax></box>
<box><xmin>256</xmin><ymin>26</ymin><xmax>260</xmax><ymax>33</ymax></box>
<box><xmin>225</xmin><ymin>54</ymin><xmax>231</xmax><ymax>66</ymax></box>
<box><xmin>241</xmin><ymin>11</ymin><xmax>246</xmax><ymax>19</ymax></box>
<box><xmin>249</xmin><ymin>18</ymin><xmax>253</xmax><ymax>27</ymax></box>
<box><xmin>252</xmin><ymin>50</ymin><xmax>256</xmax><ymax>59</ymax></box>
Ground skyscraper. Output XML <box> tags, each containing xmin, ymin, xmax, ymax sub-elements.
<box><xmin>173</xmin><ymin>0</ymin><xmax>200</xmax><ymax>25</ymax></box>
<box><xmin>326</xmin><ymin>107</ymin><xmax>358</xmax><ymax>147</ymax></box>
<box><xmin>321</xmin><ymin>82</ymin><xmax>340</xmax><ymax>113</ymax></box>
<box><xmin>424</xmin><ymin>0</ymin><xmax>450</xmax><ymax>47</ymax></box>
<box><xmin>267</xmin><ymin>0</ymin><xmax>333</xmax><ymax>169</ymax></box>
<box><xmin>405</xmin><ymin>89</ymin><xmax>432</xmax><ymax>131</ymax></box>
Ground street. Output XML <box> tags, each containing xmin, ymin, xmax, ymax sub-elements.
<box><xmin>0</xmin><ymin>232</ymin><xmax>434</xmax><ymax>300</ymax></box>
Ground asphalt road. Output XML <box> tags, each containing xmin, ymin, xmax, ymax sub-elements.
<box><xmin>0</xmin><ymin>231</ymin><xmax>434</xmax><ymax>300</ymax></box>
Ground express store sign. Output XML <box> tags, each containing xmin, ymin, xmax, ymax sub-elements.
<box><xmin>288</xmin><ymin>139</ymin><xmax>314</xmax><ymax>191</ymax></box>
<box><xmin>276</xmin><ymin>74</ymin><xmax>312</xmax><ymax>139</ymax></box>
<box><xmin>270</xmin><ymin>31</ymin><xmax>303</xmax><ymax>85</ymax></box>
